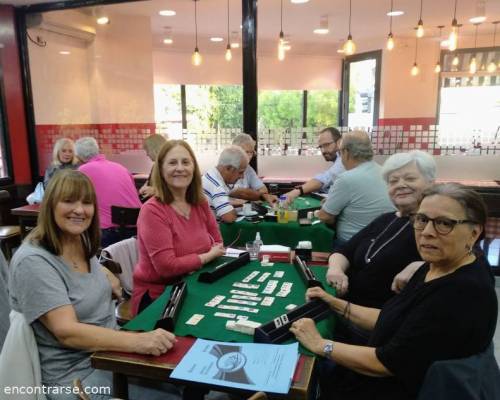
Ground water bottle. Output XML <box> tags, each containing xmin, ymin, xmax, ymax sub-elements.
<box><xmin>277</xmin><ymin>195</ymin><xmax>289</xmax><ymax>224</ymax></box>
<box><xmin>253</xmin><ymin>232</ymin><xmax>263</xmax><ymax>254</ymax></box>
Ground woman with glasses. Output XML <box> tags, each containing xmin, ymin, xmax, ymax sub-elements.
<box><xmin>290</xmin><ymin>183</ymin><xmax>497</xmax><ymax>400</ymax></box>
<box><xmin>326</xmin><ymin>151</ymin><xmax>436</xmax><ymax>344</ymax></box>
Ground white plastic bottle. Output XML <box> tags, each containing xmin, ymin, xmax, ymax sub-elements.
<box><xmin>253</xmin><ymin>232</ymin><xmax>263</xmax><ymax>254</ymax></box>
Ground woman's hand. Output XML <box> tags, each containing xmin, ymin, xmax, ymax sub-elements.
<box><xmin>391</xmin><ymin>261</ymin><xmax>424</xmax><ymax>293</ymax></box>
<box><xmin>326</xmin><ymin>266</ymin><xmax>349</xmax><ymax>296</ymax></box>
<box><xmin>133</xmin><ymin>329</ymin><xmax>177</xmax><ymax>356</ymax></box>
<box><xmin>305</xmin><ymin>286</ymin><xmax>336</xmax><ymax>308</ymax></box>
<box><xmin>289</xmin><ymin>318</ymin><xmax>326</xmax><ymax>355</ymax></box>
<box><xmin>101</xmin><ymin>267</ymin><xmax>123</xmax><ymax>301</ymax></box>
<box><xmin>200</xmin><ymin>243</ymin><xmax>225</xmax><ymax>264</ymax></box>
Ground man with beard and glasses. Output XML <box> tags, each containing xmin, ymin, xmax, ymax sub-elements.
<box><xmin>283</xmin><ymin>127</ymin><xmax>345</xmax><ymax>205</ymax></box>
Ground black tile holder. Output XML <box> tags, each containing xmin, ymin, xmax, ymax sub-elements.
<box><xmin>253</xmin><ymin>256</ymin><xmax>330</xmax><ymax>344</ymax></box>
<box><xmin>198</xmin><ymin>252</ymin><xmax>251</xmax><ymax>283</ymax></box>
<box><xmin>154</xmin><ymin>281</ymin><xmax>187</xmax><ymax>332</ymax></box>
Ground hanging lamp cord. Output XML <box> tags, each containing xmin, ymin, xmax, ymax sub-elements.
<box><xmin>194</xmin><ymin>0</ymin><xmax>198</xmax><ymax>47</ymax></box>
<box><xmin>348</xmin><ymin>0</ymin><xmax>352</xmax><ymax>35</ymax></box>
<box><xmin>389</xmin><ymin>0</ymin><xmax>393</xmax><ymax>33</ymax></box>
<box><xmin>227</xmin><ymin>0</ymin><xmax>230</xmax><ymax>43</ymax></box>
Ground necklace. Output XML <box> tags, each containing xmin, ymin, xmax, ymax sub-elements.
<box><xmin>364</xmin><ymin>216</ymin><xmax>411</xmax><ymax>264</ymax></box>
<box><xmin>171</xmin><ymin>202</ymin><xmax>191</xmax><ymax>219</ymax></box>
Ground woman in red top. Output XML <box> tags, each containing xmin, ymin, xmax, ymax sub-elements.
<box><xmin>132</xmin><ymin>140</ymin><xmax>225</xmax><ymax>314</ymax></box>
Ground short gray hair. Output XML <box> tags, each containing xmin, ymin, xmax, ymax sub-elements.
<box><xmin>75</xmin><ymin>137</ymin><xmax>99</xmax><ymax>162</ymax></box>
<box><xmin>381</xmin><ymin>150</ymin><xmax>437</xmax><ymax>183</ymax></box>
<box><xmin>218</xmin><ymin>146</ymin><xmax>248</xmax><ymax>169</ymax></box>
<box><xmin>340</xmin><ymin>130</ymin><xmax>373</xmax><ymax>161</ymax></box>
<box><xmin>232</xmin><ymin>133</ymin><xmax>255</xmax><ymax>147</ymax></box>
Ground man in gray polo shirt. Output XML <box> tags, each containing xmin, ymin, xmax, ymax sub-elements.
<box><xmin>316</xmin><ymin>130</ymin><xmax>395</xmax><ymax>248</ymax></box>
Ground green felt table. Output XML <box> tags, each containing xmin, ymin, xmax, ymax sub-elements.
<box><xmin>220</xmin><ymin>195</ymin><xmax>333</xmax><ymax>252</ymax></box>
<box><xmin>124</xmin><ymin>258</ymin><xmax>336</xmax><ymax>353</ymax></box>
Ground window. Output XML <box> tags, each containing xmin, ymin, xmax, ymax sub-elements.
<box><xmin>438</xmin><ymin>48</ymin><xmax>500</xmax><ymax>147</ymax></box>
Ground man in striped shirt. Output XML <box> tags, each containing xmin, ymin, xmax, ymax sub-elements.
<box><xmin>202</xmin><ymin>146</ymin><xmax>248</xmax><ymax>223</ymax></box>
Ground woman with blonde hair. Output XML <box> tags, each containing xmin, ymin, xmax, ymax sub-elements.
<box><xmin>43</xmin><ymin>138</ymin><xmax>79</xmax><ymax>187</ymax></box>
<box><xmin>132</xmin><ymin>140</ymin><xmax>225</xmax><ymax>314</ymax></box>
<box><xmin>139</xmin><ymin>134</ymin><xmax>168</xmax><ymax>200</ymax></box>
<box><xmin>9</xmin><ymin>170</ymin><xmax>180</xmax><ymax>400</ymax></box>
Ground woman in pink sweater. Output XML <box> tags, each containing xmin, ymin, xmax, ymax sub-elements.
<box><xmin>132</xmin><ymin>140</ymin><xmax>225</xmax><ymax>315</ymax></box>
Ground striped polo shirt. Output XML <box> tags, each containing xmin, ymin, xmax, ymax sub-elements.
<box><xmin>202</xmin><ymin>167</ymin><xmax>234</xmax><ymax>219</ymax></box>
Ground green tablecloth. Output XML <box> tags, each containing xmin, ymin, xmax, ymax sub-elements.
<box><xmin>220</xmin><ymin>221</ymin><xmax>334</xmax><ymax>252</ymax></box>
<box><xmin>124</xmin><ymin>258</ymin><xmax>336</xmax><ymax>353</ymax></box>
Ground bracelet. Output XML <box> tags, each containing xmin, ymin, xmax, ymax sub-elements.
<box><xmin>342</xmin><ymin>301</ymin><xmax>351</xmax><ymax>319</ymax></box>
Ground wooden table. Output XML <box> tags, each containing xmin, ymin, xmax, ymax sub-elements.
<box><xmin>11</xmin><ymin>204</ymin><xmax>40</xmax><ymax>238</ymax></box>
<box><xmin>92</xmin><ymin>337</ymin><xmax>316</xmax><ymax>400</ymax></box>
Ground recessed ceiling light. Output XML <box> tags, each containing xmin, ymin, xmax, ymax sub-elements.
<box><xmin>59</xmin><ymin>51</ymin><xmax>71</xmax><ymax>55</ymax></box>
<box><xmin>159</xmin><ymin>10</ymin><xmax>176</xmax><ymax>16</ymax></box>
<box><xmin>337</xmin><ymin>49</ymin><xmax>345</xmax><ymax>54</ymax></box>
<box><xmin>386</xmin><ymin>10</ymin><xmax>404</xmax><ymax>16</ymax></box>
<box><xmin>96</xmin><ymin>16</ymin><xmax>109</xmax><ymax>25</ymax></box>
<box><xmin>210</xmin><ymin>37</ymin><xmax>224</xmax><ymax>42</ymax></box>
<box><xmin>313</xmin><ymin>28</ymin><xmax>329</xmax><ymax>35</ymax></box>
<box><xmin>440</xmin><ymin>39</ymin><xmax>449</xmax><ymax>48</ymax></box>
<box><xmin>230</xmin><ymin>42</ymin><xmax>240</xmax><ymax>48</ymax></box>
<box><xmin>469</xmin><ymin>16</ymin><xmax>486</xmax><ymax>23</ymax></box>
<box><xmin>163</xmin><ymin>38</ymin><xmax>173</xmax><ymax>44</ymax></box>
<box><xmin>291</xmin><ymin>0</ymin><xmax>309</xmax><ymax>3</ymax></box>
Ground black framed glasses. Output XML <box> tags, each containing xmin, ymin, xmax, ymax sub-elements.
<box><xmin>410</xmin><ymin>213</ymin><xmax>476</xmax><ymax>235</ymax></box>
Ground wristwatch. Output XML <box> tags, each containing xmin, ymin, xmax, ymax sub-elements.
<box><xmin>323</xmin><ymin>340</ymin><xmax>334</xmax><ymax>357</ymax></box>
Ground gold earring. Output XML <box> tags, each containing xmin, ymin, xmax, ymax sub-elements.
<box><xmin>465</xmin><ymin>243</ymin><xmax>473</xmax><ymax>256</ymax></box>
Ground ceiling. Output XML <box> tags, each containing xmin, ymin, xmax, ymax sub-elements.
<box><xmin>14</xmin><ymin>0</ymin><xmax>500</xmax><ymax>55</ymax></box>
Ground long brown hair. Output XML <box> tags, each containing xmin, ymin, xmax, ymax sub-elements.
<box><xmin>151</xmin><ymin>140</ymin><xmax>204</xmax><ymax>205</ymax></box>
<box><xmin>28</xmin><ymin>170</ymin><xmax>101</xmax><ymax>258</ymax></box>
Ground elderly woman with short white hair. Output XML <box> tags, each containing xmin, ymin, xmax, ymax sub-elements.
<box><xmin>326</xmin><ymin>150</ymin><xmax>436</xmax><ymax>343</ymax></box>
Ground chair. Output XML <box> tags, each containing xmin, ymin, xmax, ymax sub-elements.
<box><xmin>111</xmin><ymin>205</ymin><xmax>140</xmax><ymax>242</ymax></box>
<box><xmin>100</xmin><ymin>237</ymin><xmax>138</xmax><ymax>325</ymax></box>
<box><xmin>0</xmin><ymin>191</ymin><xmax>21</xmax><ymax>261</ymax></box>
<box><xmin>417</xmin><ymin>343</ymin><xmax>500</xmax><ymax>400</ymax></box>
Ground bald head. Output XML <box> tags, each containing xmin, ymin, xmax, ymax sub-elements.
<box><xmin>340</xmin><ymin>130</ymin><xmax>373</xmax><ymax>162</ymax></box>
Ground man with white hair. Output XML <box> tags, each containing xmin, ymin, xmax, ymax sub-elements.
<box><xmin>75</xmin><ymin>137</ymin><xmax>141</xmax><ymax>247</ymax></box>
<box><xmin>230</xmin><ymin>133</ymin><xmax>278</xmax><ymax>204</ymax></box>
<box><xmin>316</xmin><ymin>130</ymin><xmax>395</xmax><ymax>248</ymax></box>
<box><xmin>202</xmin><ymin>146</ymin><xmax>249</xmax><ymax>223</ymax></box>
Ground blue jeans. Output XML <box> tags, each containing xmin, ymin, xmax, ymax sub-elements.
<box><xmin>331</xmin><ymin>238</ymin><xmax>349</xmax><ymax>252</ymax></box>
<box><xmin>45</xmin><ymin>369</ymin><xmax>182</xmax><ymax>400</ymax></box>
<box><xmin>101</xmin><ymin>227</ymin><xmax>137</xmax><ymax>248</ymax></box>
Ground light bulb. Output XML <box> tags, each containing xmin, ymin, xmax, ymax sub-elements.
<box><xmin>343</xmin><ymin>35</ymin><xmax>356</xmax><ymax>56</ymax></box>
<box><xmin>448</xmin><ymin>27</ymin><xmax>458</xmax><ymax>51</ymax></box>
<box><xmin>416</xmin><ymin>20</ymin><xmax>424</xmax><ymax>38</ymax></box>
<box><xmin>469</xmin><ymin>57</ymin><xmax>477</xmax><ymax>74</ymax></box>
<box><xmin>487</xmin><ymin>61</ymin><xmax>497</xmax><ymax>73</ymax></box>
<box><xmin>434</xmin><ymin>62</ymin><xmax>441</xmax><ymax>73</ymax></box>
<box><xmin>411</xmin><ymin>63</ymin><xmax>419</xmax><ymax>76</ymax></box>
<box><xmin>191</xmin><ymin>48</ymin><xmax>202</xmax><ymax>66</ymax></box>
<box><xmin>386</xmin><ymin>33</ymin><xmax>395</xmax><ymax>50</ymax></box>
<box><xmin>225</xmin><ymin>45</ymin><xmax>232</xmax><ymax>61</ymax></box>
<box><xmin>278</xmin><ymin>43</ymin><xmax>285</xmax><ymax>61</ymax></box>
<box><xmin>452</xmin><ymin>55</ymin><xmax>459</xmax><ymax>66</ymax></box>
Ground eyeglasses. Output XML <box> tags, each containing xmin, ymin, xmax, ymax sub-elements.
<box><xmin>410</xmin><ymin>213</ymin><xmax>476</xmax><ymax>235</ymax></box>
<box><xmin>317</xmin><ymin>141</ymin><xmax>334</xmax><ymax>150</ymax></box>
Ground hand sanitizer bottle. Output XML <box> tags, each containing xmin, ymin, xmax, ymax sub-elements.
<box><xmin>253</xmin><ymin>232</ymin><xmax>263</xmax><ymax>254</ymax></box>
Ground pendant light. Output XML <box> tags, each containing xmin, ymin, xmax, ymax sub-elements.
<box><xmin>191</xmin><ymin>0</ymin><xmax>202</xmax><ymax>66</ymax></box>
<box><xmin>487</xmin><ymin>21</ymin><xmax>499</xmax><ymax>73</ymax></box>
<box><xmin>416</xmin><ymin>0</ymin><xmax>424</xmax><ymax>38</ymax></box>
<box><xmin>469</xmin><ymin>23</ymin><xmax>480</xmax><ymax>74</ymax></box>
<box><xmin>434</xmin><ymin>25</ymin><xmax>444</xmax><ymax>73</ymax></box>
<box><xmin>278</xmin><ymin>0</ymin><xmax>286</xmax><ymax>61</ymax></box>
<box><xmin>451</xmin><ymin>24</ymin><xmax>461</xmax><ymax>67</ymax></box>
<box><xmin>343</xmin><ymin>0</ymin><xmax>356</xmax><ymax>55</ymax></box>
<box><xmin>225</xmin><ymin>0</ymin><xmax>232</xmax><ymax>61</ymax></box>
<box><xmin>448</xmin><ymin>0</ymin><xmax>459</xmax><ymax>51</ymax></box>
<box><xmin>411</xmin><ymin>36</ymin><xmax>419</xmax><ymax>76</ymax></box>
<box><xmin>386</xmin><ymin>0</ymin><xmax>395</xmax><ymax>50</ymax></box>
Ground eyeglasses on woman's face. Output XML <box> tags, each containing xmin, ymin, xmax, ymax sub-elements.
<box><xmin>410</xmin><ymin>213</ymin><xmax>476</xmax><ymax>235</ymax></box>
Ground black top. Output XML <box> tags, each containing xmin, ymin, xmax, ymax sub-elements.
<box><xmin>337</xmin><ymin>212</ymin><xmax>421</xmax><ymax>308</ymax></box>
<box><xmin>327</xmin><ymin>257</ymin><xmax>497</xmax><ymax>400</ymax></box>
